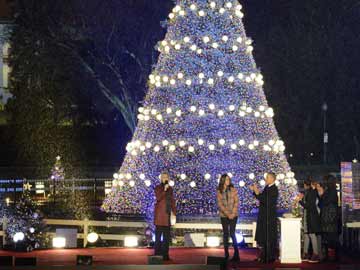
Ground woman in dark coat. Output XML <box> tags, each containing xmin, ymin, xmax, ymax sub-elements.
<box><xmin>154</xmin><ymin>171</ymin><xmax>176</xmax><ymax>261</ymax></box>
<box><xmin>250</xmin><ymin>172</ymin><xmax>278</xmax><ymax>263</ymax></box>
<box><xmin>296</xmin><ymin>179</ymin><xmax>321</xmax><ymax>262</ymax></box>
<box><xmin>317</xmin><ymin>176</ymin><xmax>339</xmax><ymax>261</ymax></box>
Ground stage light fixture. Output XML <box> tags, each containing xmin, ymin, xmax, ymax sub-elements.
<box><xmin>124</xmin><ymin>236</ymin><xmax>138</xmax><ymax>247</ymax></box>
<box><xmin>52</xmin><ymin>237</ymin><xmax>66</xmax><ymax>248</ymax></box>
<box><xmin>206</xmin><ymin>236</ymin><xmax>220</xmax><ymax>247</ymax></box>
<box><xmin>87</xmin><ymin>232</ymin><xmax>99</xmax><ymax>244</ymax></box>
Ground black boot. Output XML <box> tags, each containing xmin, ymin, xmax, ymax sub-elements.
<box><xmin>230</xmin><ymin>246</ymin><xmax>240</xmax><ymax>262</ymax></box>
<box><xmin>224</xmin><ymin>246</ymin><xmax>229</xmax><ymax>260</ymax></box>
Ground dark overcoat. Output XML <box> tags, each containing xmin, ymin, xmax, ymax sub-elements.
<box><xmin>154</xmin><ymin>184</ymin><xmax>176</xmax><ymax>226</ymax></box>
<box><xmin>299</xmin><ymin>188</ymin><xmax>321</xmax><ymax>233</ymax></box>
<box><xmin>254</xmin><ymin>184</ymin><xmax>279</xmax><ymax>246</ymax></box>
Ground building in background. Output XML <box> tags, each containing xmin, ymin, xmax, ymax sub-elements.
<box><xmin>0</xmin><ymin>0</ymin><xmax>13</xmax><ymax>119</ymax></box>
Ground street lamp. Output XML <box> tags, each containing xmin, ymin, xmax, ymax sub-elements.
<box><xmin>322</xmin><ymin>102</ymin><xmax>328</xmax><ymax>164</ymax></box>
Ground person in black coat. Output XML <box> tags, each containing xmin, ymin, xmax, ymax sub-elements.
<box><xmin>317</xmin><ymin>176</ymin><xmax>339</xmax><ymax>262</ymax></box>
<box><xmin>296</xmin><ymin>179</ymin><xmax>321</xmax><ymax>263</ymax></box>
<box><xmin>250</xmin><ymin>172</ymin><xmax>279</xmax><ymax>263</ymax></box>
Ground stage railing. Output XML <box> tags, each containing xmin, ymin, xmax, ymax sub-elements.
<box><xmin>0</xmin><ymin>218</ymin><xmax>257</xmax><ymax>247</ymax></box>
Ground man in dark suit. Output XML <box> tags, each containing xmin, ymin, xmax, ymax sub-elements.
<box><xmin>250</xmin><ymin>172</ymin><xmax>279</xmax><ymax>263</ymax></box>
<box><xmin>154</xmin><ymin>171</ymin><xmax>176</xmax><ymax>261</ymax></box>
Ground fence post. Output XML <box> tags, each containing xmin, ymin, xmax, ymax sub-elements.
<box><xmin>2</xmin><ymin>217</ymin><xmax>7</xmax><ymax>246</ymax></box>
<box><xmin>252</xmin><ymin>222</ymin><xmax>257</xmax><ymax>247</ymax></box>
<box><xmin>83</xmin><ymin>218</ymin><xmax>89</xmax><ymax>247</ymax></box>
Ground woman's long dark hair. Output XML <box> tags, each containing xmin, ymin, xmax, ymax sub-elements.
<box><xmin>217</xmin><ymin>174</ymin><xmax>234</xmax><ymax>191</ymax></box>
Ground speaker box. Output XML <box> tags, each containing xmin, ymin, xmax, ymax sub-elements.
<box><xmin>148</xmin><ymin>255</ymin><xmax>163</xmax><ymax>265</ymax></box>
<box><xmin>15</xmin><ymin>257</ymin><xmax>37</xmax><ymax>266</ymax></box>
<box><xmin>0</xmin><ymin>256</ymin><xmax>13</xmax><ymax>266</ymax></box>
<box><xmin>77</xmin><ymin>255</ymin><xmax>93</xmax><ymax>265</ymax></box>
<box><xmin>206</xmin><ymin>256</ymin><xmax>227</xmax><ymax>270</ymax></box>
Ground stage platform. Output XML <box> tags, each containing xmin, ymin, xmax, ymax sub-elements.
<box><xmin>0</xmin><ymin>247</ymin><xmax>359</xmax><ymax>270</ymax></box>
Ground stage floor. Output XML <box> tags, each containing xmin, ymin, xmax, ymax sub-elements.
<box><xmin>0</xmin><ymin>247</ymin><xmax>359</xmax><ymax>269</ymax></box>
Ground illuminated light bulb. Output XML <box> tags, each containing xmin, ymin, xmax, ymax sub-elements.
<box><xmin>139</xmin><ymin>173</ymin><xmax>146</xmax><ymax>180</ymax></box>
<box><xmin>113</xmin><ymin>173</ymin><xmax>119</xmax><ymax>179</ymax></box>
<box><xmin>180</xmin><ymin>174</ymin><xmax>187</xmax><ymax>180</ymax></box>
<box><xmin>174</xmin><ymin>44</ymin><xmax>181</xmax><ymax>50</ymax></box>
<box><xmin>228</xmin><ymin>76</ymin><xmax>235</xmax><ymax>83</ymax></box>
<box><xmin>179</xmin><ymin>10</ymin><xmax>185</xmax><ymax>16</ymax></box>
<box><xmin>169</xmin><ymin>180</ymin><xmax>175</xmax><ymax>187</ymax></box>
<box><xmin>236</xmin><ymin>4</ymin><xmax>242</xmax><ymax>10</ymax></box>
<box><xmin>177</xmin><ymin>72</ymin><xmax>184</xmax><ymax>79</ymax></box>
<box><xmin>190</xmin><ymin>44</ymin><xmax>197</xmax><ymax>51</ymax></box>
<box><xmin>212</xmin><ymin>42</ymin><xmax>219</xmax><ymax>49</ymax></box>
<box><xmin>131</xmin><ymin>150</ymin><xmax>138</xmax><ymax>156</ymax></box>
<box><xmin>154</xmin><ymin>145</ymin><xmax>160</xmax><ymax>152</ymax></box>
<box><xmin>235</xmin><ymin>10</ymin><xmax>244</xmax><ymax>18</ymax></box>
<box><xmin>151</xmin><ymin>109</ymin><xmax>157</xmax><ymax>115</ymax></box>
<box><xmin>149</xmin><ymin>74</ymin><xmax>155</xmax><ymax>80</ymax></box>
<box><xmin>184</xmin><ymin>36</ymin><xmax>190</xmax><ymax>43</ymax></box>
<box><xmin>260</xmin><ymin>180</ymin><xmax>266</xmax><ymax>186</ymax></box>
<box><xmin>174</xmin><ymin>5</ymin><xmax>181</xmax><ymax>12</ymax></box>
<box><xmin>208</xmin><ymin>78</ymin><xmax>214</xmax><ymax>85</ymax></box>
<box><xmin>231</xmin><ymin>144</ymin><xmax>237</xmax><ymax>150</ymax></box>
<box><xmin>210</xmin><ymin>2</ymin><xmax>216</xmax><ymax>9</ymax></box>
<box><xmin>236</xmin><ymin>37</ymin><xmax>243</xmax><ymax>43</ymax></box>
<box><xmin>248</xmin><ymin>144</ymin><xmax>255</xmax><ymax>150</ymax></box>
<box><xmin>263</xmin><ymin>145</ymin><xmax>271</xmax><ymax>151</ymax></box>
<box><xmin>247</xmin><ymin>45</ymin><xmax>254</xmax><ymax>52</ymax></box>
<box><xmin>197</xmin><ymin>49</ymin><xmax>203</xmax><ymax>54</ymax></box>
<box><xmin>149</xmin><ymin>79</ymin><xmax>156</xmax><ymax>84</ymax></box>
<box><xmin>250</xmin><ymin>73</ymin><xmax>256</xmax><ymax>79</ymax></box>
<box><xmin>209</xmin><ymin>103</ymin><xmax>215</xmax><ymax>110</ymax></box>
<box><xmin>170</xmin><ymin>40</ymin><xmax>176</xmax><ymax>45</ymax></box>
<box><xmin>155</xmin><ymin>75</ymin><xmax>161</xmax><ymax>81</ymax></box>
<box><xmin>239</xmin><ymin>139</ymin><xmax>245</xmax><ymax>145</ymax></box>
<box><xmin>144</xmin><ymin>180</ymin><xmax>151</xmax><ymax>187</ymax></box>
<box><xmin>219</xmin><ymin>8</ymin><xmax>225</xmax><ymax>14</ymax></box>
<box><xmin>222</xmin><ymin>35</ymin><xmax>228</xmax><ymax>42</ymax></box>
<box><xmin>209</xmin><ymin>144</ymin><xmax>215</xmax><ymax>151</ymax></box>
<box><xmin>198</xmin><ymin>10</ymin><xmax>205</xmax><ymax>17</ymax></box>
<box><xmin>129</xmin><ymin>180</ymin><xmax>135</xmax><ymax>187</ymax></box>
<box><xmin>166</xmin><ymin>107</ymin><xmax>172</xmax><ymax>114</ymax></box>
<box><xmin>253</xmin><ymin>140</ymin><xmax>259</xmax><ymax>146</ymax></box>
<box><xmin>226</xmin><ymin>2</ymin><xmax>232</xmax><ymax>8</ymax></box>
<box><xmin>279</xmin><ymin>145</ymin><xmax>286</xmax><ymax>152</ymax></box>
<box><xmin>265</xmin><ymin>108</ymin><xmax>274</xmax><ymax>117</ymax></box>
<box><xmin>188</xmin><ymin>146</ymin><xmax>195</xmax><ymax>152</ymax></box>
<box><xmin>249</xmin><ymin>173</ymin><xmax>255</xmax><ymax>179</ymax></box>
<box><xmin>239</xmin><ymin>180</ymin><xmax>245</xmax><ymax>187</ymax></box>
<box><xmin>293</xmin><ymin>179</ymin><xmax>298</xmax><ymax>186</ymax></box>
<box><xmin>286</xmin><ymin>172</ymin><xmax>292</xmax><ymax>178</ymax></box>
<box><xmin>126</xmin><ymin>173</ymin><xmax>132</xmax><ymax>180</ymax></box>
<box><xmin>237</xmin><ymin>73</ymin><xmax>244</xmax><ymax>79</ymax></box>
<box><xmin>190</xmin><ymin>181</ymin><xmax>196</xmax><ymax>188</ymax></box>
<box><xmin>119</xmin><ymin>180</ymin><xmax>124</xmax><ymax>187</ymax></box>
<box><xmin>179</xmin><ymin>140</ymin><xmax>186</xmax><ymax>147</ymax></box>
<box><xmin>170</xmin><ymin>79</ymin><xmax>176</xmax><ymax>85</ymax></box>
<box><xmin>140</xmin><ymin>145</ymin><xmax>146</xmax><ymax>151</ymax></box>
<box><xmin>190</xmin><ymin>4</ymin><xmax>197</xmax><ymax>10</ymax></box>
<box><xmin>137</xmin><ymin>114</ymin><xmax>144</xmax><ymax>120</ymax></box>
<box><xmin>219</xmin><ymin>139</ymin><xmax>226</xmax><ymax>145</ymax></box>
<box><xmin>161</xmin><ymin>40</ymin><xmax>167</xmax><ymax>46</ymax></box>
<box><xmin>169</xmin><ymin>13</ymin><xmax>175</xmax><ymax>19</ymax></box>
<box><xmin>164</xmin><ymin>46</ymin><xmax>170</xmax><ymax>53</ymax></box>
<box><xmin>169</xmin><ymin>145</ymin><xmax>176</xmax><ymax>152</ymax></box>
<box><xmin>217</xmin><ymin>71</ymin><xmax>224</xmax><ymax>77</ymax></box>
<box><xmin>199</xmin><ymin>109</ymin><xmax>205</xmax><ymax>116</ymax></box>
<box><xmin>232</xmin><ymin>45</ymin><xmax>238</xmax><ymax>51</ymax></box>
<box><xmin>205</xmin><ymin>173</ymin><xmax>211</xmax><ymax>180</ymax></box>
<box><xmin>217</xmin><ymin>110</ymin><xmax>224</xmax><ymax>117</ymax></box>
<box><xmin>186</xmin><ymin>79</ymin><xmax>192</xmax><ymax>86</ymax></box>
<box><xmin>259</xmin><ymin>105</ymin><xmax>265</xmax><ymax>111</ymax></box>
<box><xmin>203</xmin><ymin>36</ymin><xmax>210</xmax><ymax>43</ymax></box>
<box><xmin>275</xmin><ymin>180</ymin><xmax>280</xmax><ymax>186</ymax></box>
<box><xmin>246</xmin><ymin>39</ymin><xmax>253</xmax><ymax>45</ymax></box>
<box><xmin>176</xmin><ymin>110</ymin><xmax>182</xmax><ymax>117</ymax></box>
<box><xmin>162</xmin><ymin>140</ymin><xmax>169</xmax><ymax>146</ymax></box>
<box><xmin>254</xmin><ymin>111</ymin><xmax>260</xmax><ymax>117</ymax></box>
<box><xmin>269</xmin><ymin>140</ymin><xmax>275</xmax><ymax>146</ymax></box>
<box><xmin>198</xmin><ymin>73</ymin><xmax>205</xmax><ymax>79</ymax></box>
<box><xmin>245</xmin><ymin>76</ymin><xmax>251</xmax><ymax>83</ymax></box>
<box><xmin>119</xmin><ymin>173</ymin><xmax>124</xmax><ymax>179</ymax></box>
<box><xmin>229</xmin><ymin>105</ymin><xmax>235</xmax><ymax>111</ymax></box>
<box><xmin>155</xmin><ymin>82</ymin><xmax>161</xmax><ymax>87</ymax></box>
<box><xmin>190</xmin><ymin>106</ymin><xmax>197</xmax><ymax>112</ymax></box>
<box><xmin>138</xmin><ymin>107</ymin><xmax>144</xmax><ymax>113</ymax></box>
<box><xmin>246</xmin><ymin>107</ymin><xmax>252</xmax><ymax>113</ymax></box>
<box><xmin>198</xmin><ymin>139</ymin><xmax>204</xmax><ymax>145</ymax></box>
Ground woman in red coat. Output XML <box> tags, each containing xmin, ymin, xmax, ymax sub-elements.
<box><xmin>154</xmin><ymin>171</ymin><xmax>176</xmax><ymax>261</ymax></box>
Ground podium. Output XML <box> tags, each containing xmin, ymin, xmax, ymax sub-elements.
<box><xmin>278</xmin><ymin>217</ymin><xmax>302</xmax><ymax>263</ymax></box>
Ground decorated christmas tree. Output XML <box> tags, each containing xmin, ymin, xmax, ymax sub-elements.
<box><xmin>102</xmin><ymin>0</ymin><xmax>297</xmax><ymax>221</ymax></box>
<box><xmin>6</xmin><ymin>182</ymin><xmax>48</xmax><ymax>251</ymax></box>
<box><xmin>48</xmin><ymin>156</ymin><xmax>91</xmax><ymax>219</ymax></box>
